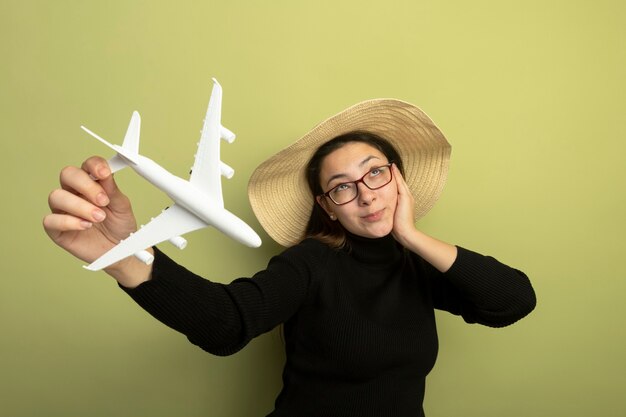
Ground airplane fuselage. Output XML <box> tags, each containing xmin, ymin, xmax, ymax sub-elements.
<box><xmin>125</xmin><ymin>154</ymin><xmax>262</xmax><ymax>248</ymax></box>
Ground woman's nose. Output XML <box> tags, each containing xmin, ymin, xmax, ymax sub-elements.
<box><xmin>357</xmin><ymin>182</ymin><xmax>376</xmax><ymax>205</ymax></box>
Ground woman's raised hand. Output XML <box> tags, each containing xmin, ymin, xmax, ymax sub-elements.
<box><xmin>391</xmin><ymin>163</ymin><xmax>417</xmax><ymax>245</ymax></box>
<box><xmin>43</xmin><ymin>156</ymin><xmax>151</xmax><ymax>284</ymax></box>
<box><xmin>391</xmin><ymin>163</ymin><xmax>457</xmax><ymax>272</ymax></box>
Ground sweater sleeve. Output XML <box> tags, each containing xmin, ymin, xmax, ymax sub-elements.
<box><xmin>120</xmin><ymin>243</ymin><xmax>322</xmax><ymax>356</ymax></box>
<box><xmin>430</xmin><ymin>246</ymin><xmax>536</xmax><ymax>327</ymax></box>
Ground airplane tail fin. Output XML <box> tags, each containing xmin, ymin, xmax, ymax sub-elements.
<box><xmin>121</xmin><ymin>111</ymin><xmax>141</xmax><ymax>155</ymax></box>
<box><xmin>81</xmin><ymin>111</ymin><xmax>141</xmax><ymax>173</ymax></box>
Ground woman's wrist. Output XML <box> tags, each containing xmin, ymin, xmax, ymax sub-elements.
<box><xmin>104</xmin><ymin>248</ymin><xmax>154</xmax><ymax>288</ymax></box>
<box><xmin>398</xmin><ymin>228</ymin><xmax>458</xmax><ymax>273</ymax></box>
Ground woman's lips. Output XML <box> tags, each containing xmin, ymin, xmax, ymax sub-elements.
<box><xmin>361</xmin><ymin>209</ymin><xmax>384</xmax><ymax>222</ymax></box>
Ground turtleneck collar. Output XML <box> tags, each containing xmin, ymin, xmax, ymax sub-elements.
<box><xmin>343</xmin><ymin>232</ymin><xmax>404</xmax><ymax>266</ymax></box>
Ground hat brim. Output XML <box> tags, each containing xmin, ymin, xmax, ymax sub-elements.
<box><xmin>248</xmin><ymin>98</ymin><xmax>451</xmax><ymax>247</ymax></box>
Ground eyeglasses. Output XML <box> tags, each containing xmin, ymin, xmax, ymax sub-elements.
<box><xmin>319</xmin><ymin>163</ymin><xmax>394</xmax><ymax>205</ymax></box>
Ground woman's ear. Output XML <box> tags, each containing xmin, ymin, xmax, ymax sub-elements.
<box><xmin>316</xmin><ymin>195</ymin><xmax>335</xmax><ymax>219</ymax></box>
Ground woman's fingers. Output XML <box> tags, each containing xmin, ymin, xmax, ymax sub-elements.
<box><xmin>59</xmin><ymin>165</ymin><xmax>110</xmax><ymax>208</ymax></box>
<box><xmin>393</xmin><ymin>164</ymin><xmax>413</xmax><ymax>201</ymax></box>
<box><xmin>48</xmin><ymin>188</ymin><xmax>106</xmax><ymax>223</ymax></box>
<box><xmin>80</xmin><ymin>156</ymin><xmax>132</xmax><ymax>215</ymax></box>
<box><xmin>45</xmin><ymin>157</ymin><xmax>113</xmax><ymax>239</ymax></box>
<box><xmin>43</xmin><ymin>212</ymin><xmax>93</xmax><ymax>235</ymax></box>
<box><xmin>392</xmin><ymin>164</ymin><xmax>415</xmax><ymax>223</ymax></box>
<box><xmin>81</xmin><ymin>156</ymin><xmax>112</xmax><ymax>181</ymax></box>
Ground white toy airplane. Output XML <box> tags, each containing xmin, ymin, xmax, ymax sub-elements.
<box><xmin>81</xmin><ymin>78</ymin><xmax>262</xmax><ymax>271</ymax></box>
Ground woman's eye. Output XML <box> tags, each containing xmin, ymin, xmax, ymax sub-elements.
<box><xmin>333</xmin><ymin>183</ymin><xmax>351</xmax><ymax>193</ymax></box>
<box><xmin>371</xmin><ymin>165</ymin><xmax>389</xmax><ymax>177</ymax></box>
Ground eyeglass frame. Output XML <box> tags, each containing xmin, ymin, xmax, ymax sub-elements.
<box><xmin>318</xmin><ymin>162</ymin><xmax>395</xmax><ymax>206</ymax></box>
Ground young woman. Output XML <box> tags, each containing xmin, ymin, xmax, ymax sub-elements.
<box><xmin>44</xmin><ymin>99</ymin><xmax>536</xmax><ymax>416</ymax></box>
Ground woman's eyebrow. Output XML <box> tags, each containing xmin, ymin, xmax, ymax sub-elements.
<box><xmin>358</xmin><ymin>155</ymin><xmax>381</xmax><ymax>168</ymax></box>
<box><xmin>325</xmin><ymin>155</ymin><xmax>382</xmax><ymax>187</ymax></box>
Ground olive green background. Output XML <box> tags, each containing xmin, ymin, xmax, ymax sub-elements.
<box><xmin>1</xmin><ymin>1</ymin><xmax>624</xmax><ymax>416</ymax></box>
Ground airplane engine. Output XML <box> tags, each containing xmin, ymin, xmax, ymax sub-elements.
<box><xmin>134</xmin><ymin>250</ymin><xmax>155</xmax><ymax>265</ymax></box>
<box><xmin>220</xmin><ymin>161</ymin><xmax>234</xmax><ymax>179</ymax></box>
<box><xmin>220</xmin><ymin>126</ymin><xmax>236</xmax><ymax>143</ymax></box>
<box><xmin>169</xmin><ymin>236</ymin><xmax>187</xmax><ymax>250</ymax></box>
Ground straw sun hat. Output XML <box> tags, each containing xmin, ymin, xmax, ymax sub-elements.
<box><xmin>248</xmin><ymin>98</ymin><xmax>451</xmax><ymax>247</ymax></box>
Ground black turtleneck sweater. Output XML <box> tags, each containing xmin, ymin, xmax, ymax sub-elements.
<box><xmin>122</xmin><ymin>234</ymin><xmax>535</xmax><ymax>416</ymax></box>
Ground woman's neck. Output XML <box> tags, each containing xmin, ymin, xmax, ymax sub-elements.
<box><xmin>344</xmin><ymin>232</ymin><xmax>403</xmax><ymax>265</ymax></box>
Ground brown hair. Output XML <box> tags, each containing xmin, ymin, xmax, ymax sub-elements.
<box><xmin>303</xmin><ymin>131</ymin><xmax>404</xmax><ymax>247</ymax></box>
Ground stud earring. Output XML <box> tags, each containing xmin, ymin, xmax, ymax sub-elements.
<box><xmin>329</xmin><ymin>214</ymin><xmax>336</xmax><ymax>220</ymax></box>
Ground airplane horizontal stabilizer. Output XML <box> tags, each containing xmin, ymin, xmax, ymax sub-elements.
<box><xmin>81</xmin><ymin>123</ymin><xmax>140</xmax><ymax>166</ymax></box>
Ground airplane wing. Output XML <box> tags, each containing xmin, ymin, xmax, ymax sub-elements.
<box><xmin>189</xmin><ymin>79</ymin><xmax>224</xmax><ymax>207</ymax></box>
<box><xmin>85</xmin><ymin>204</ymin><xmax>207</xmax><ymax>271</ymax></box>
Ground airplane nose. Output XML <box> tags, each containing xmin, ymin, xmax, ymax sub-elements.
<box><xmin>246</xmin><ymin>231</ymin><xmax>262</xmax><ymax>248</ymax></box>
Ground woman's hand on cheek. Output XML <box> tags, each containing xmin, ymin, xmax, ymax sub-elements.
<box><xmin>391</xmin><ymin>164</ymin><xmax>416</xmax><ymax>245</ymax></box>
<box><xmin>389</xmin><ymin>165</ymin><xmax>457</xmax><ymax>270</ymax></box>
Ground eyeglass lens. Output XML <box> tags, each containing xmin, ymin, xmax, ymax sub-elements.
<box><xmin>328</xmin><ymin>164</ymin><xmax>392</xmax><ymax>205</ymax></box>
